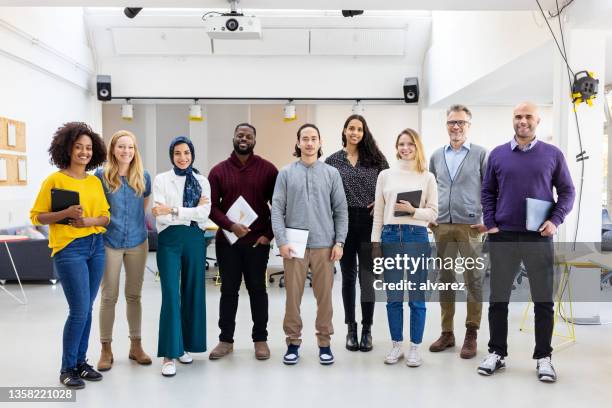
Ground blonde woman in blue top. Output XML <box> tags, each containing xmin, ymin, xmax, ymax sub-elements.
<box><xmin>95</xmin><ymin>130</ymin><xmax>152</xmax><ymax>371</ymax></box>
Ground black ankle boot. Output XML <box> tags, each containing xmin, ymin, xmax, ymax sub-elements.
<box><xmin>346</xmin><ymin>322</ymin><xmax>359</xmax><ymax>351</ymax></box>
<box><xmin>359</xmin><ymin>324</ymin><xmax>373</xmax><ymax>352</ymax></box>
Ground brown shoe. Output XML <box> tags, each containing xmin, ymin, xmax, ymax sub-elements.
<box><xmin>209</xmin><ymin>341</ymin><xmax>233</xmax><ymax>360</ymax></box>
<box><xmin>429</xmin><ymin>332</ymin><xmax>455</xmax><ymax>352</ymax></box>
<box><xmin>128</xmin><ymin>337</ymin><xmax>152</xmax><ymax>365</ymax></box>
<box><xmin>254</xmin><ymin>341</ymin><xmax>270</xmax><ymax>360</ymax></box>
<box><xmin>97</xmin><ymin>342</ymin><xmax>114</xmax><ymax>371</ymax></box>
<box><xmin>460</xmin><ymin>327</ymin><xmax>478</xmax><ymax>359</ymax></box>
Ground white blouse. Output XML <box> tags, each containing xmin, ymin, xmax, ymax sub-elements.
<box><xmin>153</xmin><ymin>169</ymin><xmax>211</xmax><ymax>234</ymax></box>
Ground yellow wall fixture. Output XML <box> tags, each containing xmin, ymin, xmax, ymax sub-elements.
<box><xmin>283</xmin><ymin>102</ymin><xmax>296</xmax><ymax>122</ymax></box>
<box><xmin>189</xmin><ymin>103</ymin><xmax>203</xmax><ymax>121</ymax></box>
<box><xmin>121</xmin><ymin>100</ymin><xmax>134</xmax><ymax>120</ymax></box>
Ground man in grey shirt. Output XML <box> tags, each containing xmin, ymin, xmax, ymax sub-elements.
<box><xmin>428</xmin><ymin>104</ymin><xmax>488</xmax><ymax>359</ymax></box>
<box><xmin>271</xmin><ymin>123</ymin><xmax>348</xmax><ymax>366</ymax></box>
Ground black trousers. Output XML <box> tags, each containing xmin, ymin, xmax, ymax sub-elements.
<box><xmin>340</xmin><ymin>207</ymin><xmax>375</xmax><ymax>326</ymax></box>
<box><xmin>487</xmin><ymin>231</ymin><xmax>554</xmax><ymax>359</ymax></box>
<box><xmin>216</xmin><ymin>242</ymin><xmax>270</xmax><ymax>343</ymax></box>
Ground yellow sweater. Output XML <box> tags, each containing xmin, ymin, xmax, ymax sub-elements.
<box><xmin>30</xmin><ymin>171</ymin><xmax>110</xmax><ymax>256</ymax></box>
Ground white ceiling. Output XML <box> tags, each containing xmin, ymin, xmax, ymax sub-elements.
<box><xmin>0</xmin><ymin>0</ymin><xmax>560</xmax><ymax>10</ymax></box>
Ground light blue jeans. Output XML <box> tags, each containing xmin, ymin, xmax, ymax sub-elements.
<box><xmin>381</xmin><ymin>224</ymin><xmax>430</xmax><ymax>344</ymax></box>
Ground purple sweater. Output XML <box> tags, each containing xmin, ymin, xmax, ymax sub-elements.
<box><xmin>481</xmin><ymin>140</ymin><xmax>575</xmax><ymax>232</ymax></box>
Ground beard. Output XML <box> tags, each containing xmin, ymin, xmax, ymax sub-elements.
<box><xmin>233</xmin><ymin>141</ymin><xmax>254</xmax><ymax>155</ymax></box>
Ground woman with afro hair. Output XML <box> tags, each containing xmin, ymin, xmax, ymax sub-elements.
<box><xmin>30</xmin><ymin>122</ymin><xmax>110</xmax><ymax>389</ymax></box>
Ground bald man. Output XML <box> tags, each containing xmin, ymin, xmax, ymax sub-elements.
<box><xmin>477</xmin><ymin>102</ymin><xmax>575</xmax><ymax>382</ymax></box>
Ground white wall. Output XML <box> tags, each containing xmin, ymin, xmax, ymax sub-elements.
<box><xmin>0</xmin><ymin>7</ymin><xmax>99</xmax><ymax>228</ymax></box>
<box><xmin>424</xmin><ymin>11</ymin><xmax>551</xmax><ymax>106</ymax></box>
<box><xmin>99</xmin><ymin>57</ymin><xmax>419</xmax><ymax>100</ymax></box>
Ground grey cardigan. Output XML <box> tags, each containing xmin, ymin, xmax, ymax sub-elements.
<box><xmin>429</xmin><ymin>143</ymin><xmax>487</xmax><ymax>224</ymax></box>
<box><xmin>271</xmin><ymin>160</ymin><xmax>348</xmax><ymax>249</ymax></box>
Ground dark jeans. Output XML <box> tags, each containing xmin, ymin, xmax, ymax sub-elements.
<box><xmin>487</xmin><ymin>231</ymin><xmax>554</xmax><ymax>359</ymax></box>
<box><xmin>340</xmin><ymin>207</ymin><xmax>375</xmax><ymax>325</ymax></box>
<box><xmin>54</xmin><ymin>234</ymin><xmax>105</xmax><ymax>372</ymax></box>
<box><xmin>216</xmin><ymin>242</ymin><xmax>270</xmax><ymax>343</ymax></box>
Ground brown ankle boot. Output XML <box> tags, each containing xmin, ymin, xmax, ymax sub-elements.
<box><xmin>460</xmin><ymin>327</ymin><xmax>478</xmax><ymax>359</ymax></box>
<box><xmin>97</xmin><ymin>342</ymin><xmax>114</xmax><ymax>371</ymax></box>
<box><xmin>129</xmin><ymin>337</ymin><xmax>152</xmax><ymax>365</ymax></box>
<box><xmin>429</xmin><ymin>332</ymin><xmax>455</xmax><ymax>352</ymax></box>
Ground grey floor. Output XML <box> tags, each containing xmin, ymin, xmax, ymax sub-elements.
<box><xmin>1</xmin><ymin>252</ymin><xmax>612</xmax><ymax>408</ymax></box>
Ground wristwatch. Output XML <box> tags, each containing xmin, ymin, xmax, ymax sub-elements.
<box><xmin>335</xmin><ymin>242</ymin><xmax>344</xmax><ymax>248</ymax></box>
<box><xmin>171</xmin><ymin>207</ymin><xmax>179</xmax><ymax>217</ymax></box>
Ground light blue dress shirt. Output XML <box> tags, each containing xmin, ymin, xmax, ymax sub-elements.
<box><xmin>510</xmin><ymin>136</ymin><xmax>538</xmax><ymax>151</ymax></box>
<box><xmin>444</xmin><ymin>142</ymin><xmax>471</xmax><ymax>181</ymax></box>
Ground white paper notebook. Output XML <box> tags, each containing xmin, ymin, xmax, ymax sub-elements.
<box><xmin>222</xmin><ymin>196</ymin><xmax>258</xmax><ymax>244</ymax></box>
<box><xmin>273</xmin><ymin>228</ymin><xmax>309</xmax><ymax>259</ymax></box>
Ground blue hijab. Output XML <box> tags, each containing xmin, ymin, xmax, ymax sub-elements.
<box><xmin>169</xmin><ymin>136</ymin><xmax>201</xmax><ymax>208</ymax></box>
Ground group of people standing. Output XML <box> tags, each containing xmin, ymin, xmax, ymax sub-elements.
<box><xmin>30</xmin><ymin>100</ymin><xmax>575</xmax><ymax>389</ymax></box>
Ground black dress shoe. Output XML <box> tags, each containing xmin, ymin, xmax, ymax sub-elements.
<box><xmin>345</xmin><ymin>322</ymin><xmax>359</xmax><ymax>351</ymax></box>
<box><xmin>60</xmin><ymin>369</ymin><xmax>85</xmax><ymax>389</ymax></box>
<box><xmin>77</xmin><ymin>361</ymin><xmax>103</xmax><ymax>381</ymax></box>
<box><xmin>359</xmin><ymin>324</ymin><xmax>373</xmax><ymax>352</ymax></box>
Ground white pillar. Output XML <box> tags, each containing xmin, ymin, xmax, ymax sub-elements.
<box><xmin>143</xmin><ymin>105</ymin><xmax>157</xmax><ymax>176</ymax></box>
<box><xmin>552</xmin><ymin>28</ymin><xmax>607</xmax><ymax>323</ymax></box>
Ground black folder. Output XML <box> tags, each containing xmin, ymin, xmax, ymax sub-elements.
<box><xmin>394</xmin><ymin>190</ymin><xmax>422</xmax><ymax>217</ymax></box>
<box><xmin>51</xmin><ymin>188</ymin><xmax>80</xmax><ymax>225</ymax></box>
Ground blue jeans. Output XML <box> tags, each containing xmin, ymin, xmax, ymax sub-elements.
<box><xmin>54</xmin><ymin>234</ymin><xmax>105</xmax><ymax>372</ymax></box>
<box><xmin>381</xmin><ymin>224</ymin><xmax>431</xmax><ymax>344</ymax></box>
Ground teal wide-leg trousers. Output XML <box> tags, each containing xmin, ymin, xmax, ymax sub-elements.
<box><xmin>157</xmin><ymin>225</ymin><xmax>207</xmax><ymax>358</ymax></box>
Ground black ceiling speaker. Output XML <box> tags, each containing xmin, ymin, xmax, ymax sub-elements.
<box><xmin>96</xmin><ymin>75</ymin><xmax>112</xmax><ymax>101</ymax></box>
<box><xmin>124</xmin><ymin>8</ymin><xmax>143</xmax><ymax>19</ymax></box>
<box><xmin>403</xmin><ymin>77</ymin><xmax>419</xmax><ymax>103</ymax></box>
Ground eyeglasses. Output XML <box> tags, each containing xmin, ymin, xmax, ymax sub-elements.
<box><xmin>446</xmin><ymin>120</ymin><xmax>470</xmax><ymax>128</ymax></box>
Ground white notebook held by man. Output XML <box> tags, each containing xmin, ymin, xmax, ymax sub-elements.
<box><xmin>223</xmin><ymin>196</ymin><xmax>258</xmax><ymax>244</ymax></box>
<box><xmin>272</xmin><ymin>228</ymin><xmax>309</xmax><ymax>259</ymax></box>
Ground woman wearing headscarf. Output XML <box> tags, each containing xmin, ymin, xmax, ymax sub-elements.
<box><xmin>151</xmin><ymin>136</ymin><xmax>211</xmax><ymax>377</ymax></box>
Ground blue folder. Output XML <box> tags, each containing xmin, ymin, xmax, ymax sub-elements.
<box><xmin>526</xmin><ymin>198</ymin><xmax>554</xmax><ymax>231</ymax></box>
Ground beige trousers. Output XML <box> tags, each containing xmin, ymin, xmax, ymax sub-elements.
<box><xmin>99</xmin><ymin>240</ymin><xmax>148</xmax><ymax>342</ymax></box>
<box><xmin>283</xmin><ymin>248</ymin><xmax>335</xmax><ymax>347</ymax></box>
<box><xmin>432</xmin><ymin>224</ymin><xmax>483</xmax><ymax>332</ymax></box>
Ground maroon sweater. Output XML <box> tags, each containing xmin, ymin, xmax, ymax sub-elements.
<box><xmin>208</xmin><ymin>152</ymin><xmax>278</xmax><ymax>245</ymax></box>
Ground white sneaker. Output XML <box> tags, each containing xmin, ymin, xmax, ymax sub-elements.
<box><xmin>536</xmin><ymin>357</ymin><xmax>557</xmax><ymax>382</ymax></box>
<box><xmin>406</xmin><ymin>343</ymin><xmax>423</xmax><ymax>367</ymax></box>
<box><xmin>161</xmin><ymin>360</ymin><xmax>176</xmax><ymax>377</ymax></box>
<box><xmin>477</xmin><ymin>353</ymin><xmax>506</xmax><ymax>376</ymax></box>
<box><xmin>178</xmin><ymin>352</ymin><xmax>193</xmax><ymax>364</ymax></box>
<box><xmin>384</xmin><ymin>341</ymin><xmax>404</xmax><ymax>365</ymax></box>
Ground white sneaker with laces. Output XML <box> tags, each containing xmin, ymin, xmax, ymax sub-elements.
<box><xmin>406</xmin><ymin>343</ymin><xmax>423</xmax><ymax>367</ymax></box>
<box><xmin>536</xmin><ymin>357</ymin><xmax>557</xmax><ymax>382</ymax></box>
<box><xmin>477</xmin><ymin>353</ymin><xmax>506</xmax><ymax>376</ymax></box>
<box><xmin>178</xmin><ymin>352</ymin><xmax>193</xmax><ymax>364</ymax></box>
<box><xmin>161</xmin><ymin>360</ymin><xmax>176</xmax><ymax>377</ymax></box>
<box><xmin>384</xmin><ymin>341</ymin><xmax>404</xmax><ymax>365</ymax></box>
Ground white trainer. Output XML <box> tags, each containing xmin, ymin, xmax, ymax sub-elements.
<box><xmin>161</xmin><ymin>360</ymin><xmax>176</xmax><ymax>377</ymax></box>
<box><xmin>477</xmin><ymin>353</ymin><xmax>506</xmax><ymax>376</ymax></box>
<box><xmin>406</xmin><ymin>343</ymin><xmax>423</xmax><ymax>367</ymax></box>
<box><xmin>384</xmin><ymin>341</ymin><xmax>404</xmax><ymax>365</ymax></box>
<box><xmin>178</xmin><ymin>352</ymin><xmax>193</xmax><ymax>364</ymax></box>
<box><xmin>536</xmin><ymin>357</ymin><xmax>557</xmax><ymax>382</ymax></box>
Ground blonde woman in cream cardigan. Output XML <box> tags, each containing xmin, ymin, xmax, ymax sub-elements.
<box><xmin>371</xmin><ymin>128</ymin><xmax>438</xmax><ymax>368</ymax></box>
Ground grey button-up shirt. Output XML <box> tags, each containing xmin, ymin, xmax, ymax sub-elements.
<box><xmin>271</xmin><ymin>160</ymin><xmax>348</xmax><ymax>249</ymax></box>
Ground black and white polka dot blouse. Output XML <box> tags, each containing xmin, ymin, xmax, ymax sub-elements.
<box><xmin>325</xmin><ymin>149</ymin><xmax>389</xmax><ymax>209</ymax></box>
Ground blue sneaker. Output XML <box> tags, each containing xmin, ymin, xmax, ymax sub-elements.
<box><xmin>283</xmin><ymin>345</ymin><xmax>300</xmax><ymax>365</ymax></box>
<box><xmin>319</xmin><ymin>346</ymin><xmax>334</xmax><ymax>365</ymax></box>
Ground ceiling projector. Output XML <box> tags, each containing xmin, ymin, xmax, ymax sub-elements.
<box><xmin>204</xmin><ymin>14</ymin><xmax>262</xmax><ymax>39</ymax></box>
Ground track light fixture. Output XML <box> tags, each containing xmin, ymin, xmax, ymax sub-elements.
<box><xmin>124</xmin><ymin>8</ymin><xmax>143</xmax><ymax>19</ymax></box>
